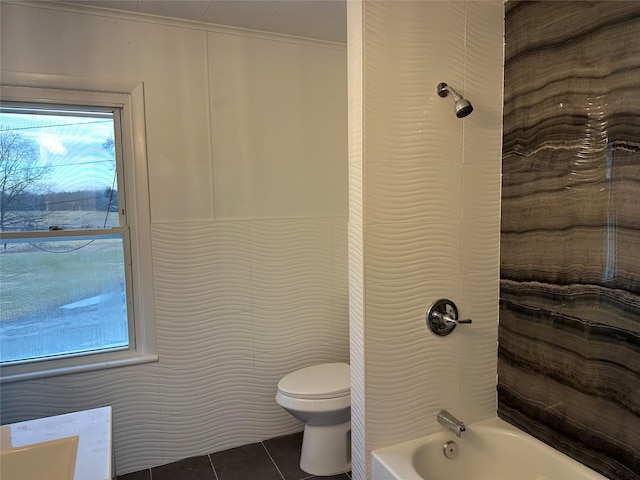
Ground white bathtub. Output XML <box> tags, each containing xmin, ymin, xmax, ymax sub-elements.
<box><xmin>372</xmin><ymin>417</ymin><xmax>608</xmax><ymax>480</ymax></box>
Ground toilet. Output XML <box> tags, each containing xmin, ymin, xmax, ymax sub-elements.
<box><xmin>275</xmin><ymin>362</ymin><xmax>351</xmax><ymax>476</ymax></box>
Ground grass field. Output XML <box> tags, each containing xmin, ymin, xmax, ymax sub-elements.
<box><xmin>0</xmin><ymin>210</ymin><xmax>125</xmax><ymax>320</ymax></box>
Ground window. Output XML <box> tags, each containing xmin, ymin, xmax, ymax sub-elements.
<box><xmin>0</xmin><ymin>85</ymin><xmax>156</xmax><ymax>381</ymax></box>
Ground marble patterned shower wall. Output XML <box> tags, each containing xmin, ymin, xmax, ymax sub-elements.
<box><xmin>499</xmin><ymin>2</ymin><xmax>640</xmax><ymax>480</ymax></box>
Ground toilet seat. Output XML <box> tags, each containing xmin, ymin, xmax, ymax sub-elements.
<box><xmin>277</xmin><ymin>363</ymin><xmax>350</xmax><ymax>400</ymax></box>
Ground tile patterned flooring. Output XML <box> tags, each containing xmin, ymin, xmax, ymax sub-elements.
<box><xmin>117</xmin><ymin>431</ymin><xmax>351</xmax><ymax>480</ymax></box>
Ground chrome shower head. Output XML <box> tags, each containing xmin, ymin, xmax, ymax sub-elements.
<box><xmin>437</xmin><ymin>82</ymin><xmax>473</xmax><ymax>118</ymax></box>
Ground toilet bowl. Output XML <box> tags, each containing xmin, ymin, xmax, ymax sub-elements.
<box><xmin>276</xmin><ymin>362</ymin><xmax>351</xmax><ymax>476</ymax></box>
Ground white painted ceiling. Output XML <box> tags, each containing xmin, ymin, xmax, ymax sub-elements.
<box><xmin>56</xmin><ymin>0</ymin><xmax>347</xmax><ymax>43</ymax></box>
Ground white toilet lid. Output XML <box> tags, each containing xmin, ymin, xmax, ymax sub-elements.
<box><xmin>278</xmin><ymin>363</ymin><xmax>350</xmax><ymax>399</ymax></box>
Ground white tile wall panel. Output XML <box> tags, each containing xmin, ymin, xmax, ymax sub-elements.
<box><xmin>365</xmin><ymin>335</ymin><xmax>461</xmax><ymax>451</ymax></box>
<box><xmin>331</xmin><ymin>218</ymin><xmax>350</xmax><ymax>292</ymax></box>
<box><xmin>365</xmin><ymin>162</ymin><xmax>462</xmax><ymax>224</ymax></box>
<box><xmin>351</xmin><ymin>2</ymin><xmax>504</xmax><ymax>478</ymax></box>
<box><xmin>254</xmin><ymin>392</ymin><xmax>304</xmax><ymax>440</ymax></box>
<box><xmin>160</xmin><ymin>399</ymin><xmax>259</xmax><ymax>464</ymax></box>
<box><xmin>249</xmin><ymin>219</ymin><xmax>334</xmax><ymax>308</ymax></box>
<box><xmin>157</xmin><ymin>315</ymin><xmax>255</xmax><ymax>403</ymax></box>
<box><xmin>345</xmin><ymin>10</ymin><xmax>364</xmax><ymax>458</ymax></box>
<box><xmin>331</xmin><ymin>218</ymin><xmax>350</xmax><ymax>362</ymax></box>
<box><xmin>347</xmin><ymin>229</ymin><xmax>365</xmax><ymax>478</ymax></box>
<box><xmin>349</xmin><ymin>156</ymin><xmax>364</xmax><ymax>226</ymax></box>
<box><xmin>364</xmin><ymin>221</ymin><xmax>462</xmax><ymax>285</ymax></box>
<box><xmin>463</xmin><ymin>1</ymin><xmax>505</xmax><ymax>171</ymax></box>
<box><xmin>156</xmin><ymin>313</ymin><xmax>254</xmax><ymax>375</ymax></box>
<box><xmin>45</xmin><ymin>364</ymin><xmax>165</xmax><ymax>474</ymax></box>
<box><xmin>365</xmin><ymin>277</ymin><xmax>460</xmax><ymax>344</ymax></box>
<box><xmin>461</xmin><ymin>220</ymin><xmax>501</xmax><ymax>276</ymax></box>
<box><xmin>366</xmin><ymin>335</ymin><xmax>459</xmax><ymax>403</ymax></box>
<box><xmin>362</xmin><ymin>1</ymin><xmax>466</xmax><ymax>102</ymax></box>
<box><xmin>460</xmin><ymin>273</ymin><xmax>499</xmax><ymax>424</ymax></box>
<box><xmin>151</xmin><ymin>222</ymin><xmax>254</xmax><ymax>317</ymax></box>
<box><xmin>364</xmin><ymin>97</ymin><xmax>464</xmax><ymax>166</ymax></box>
<box><xmin>0</xmin><ymin>379</ymin><xmax>51</xmax><ymax>423</ymax></box>
<box><xmin>462</xmin><ymin>163</ymin><xmax>502</xmax><ymax>222</ymax></box>
<box><xmin>347</xmin><ymin>0</ymin><xmax>363</xmax><ymax>231</ymax></box>
<box><xmin>253</xmin><ymin>308</ymin><xmax>336</xmax><ymax>393</ymax></box>
<box><xmin>347</xmin><ymin>1</ymin><xmax>367</xmax><ymax>467</ymax></box>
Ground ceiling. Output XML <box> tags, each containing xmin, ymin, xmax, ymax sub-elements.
<box><xmin>55</xmin><ymin>0</ymin><xmax>347</xmax><ymax>44</ymax></box>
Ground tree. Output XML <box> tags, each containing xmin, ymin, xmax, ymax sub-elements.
<box><xmin>0</xmin><ymin>131</ymin><xmax>50</xmax><ymax>232</ymax></box>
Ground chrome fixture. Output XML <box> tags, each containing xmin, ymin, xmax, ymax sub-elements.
<box><xmin>437</xmin><ymin>409</ymin><xmax>466</xmax><ymax>437</ymax></box>
<box><xmin>443</xmin><ymin>440</ymin><xmax>459</xmax><ymax>459</ymax></box>
<box><xmin>436</xmin><ymin>82</ymin><xmax>473</xmax><ymax>118</ymax></box>
<box><xmin>426</xmin><ymin>299</ymin><xmax>472</xmax><ymax>336</ymax></box>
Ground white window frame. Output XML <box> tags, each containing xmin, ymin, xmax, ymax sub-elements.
<box><xmin>0</xmin><ymin>82</ymin><xmax>157</xmax><ymax>382</ymax></box>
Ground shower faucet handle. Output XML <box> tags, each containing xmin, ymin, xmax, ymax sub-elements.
<box><xmin>426</xmin><ymin>299</ymin><xmax>472</xmax><ymax>336</ymax></box>
<box><xmin>431</xmin><ymin>310</ymin><xmax>472</xmax><ymax>325</ymax></box>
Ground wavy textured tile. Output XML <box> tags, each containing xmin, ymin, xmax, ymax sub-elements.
<box><xmin>366</xmin><ymin>337</ymin><xmax>461</xmax><ymax>450</ymax></box>
<box><xmin>353</xmin><ymin>2</ymin><xmax>503</xmax><ymax>478</ymax></box>
<box><xmin>366</xmin><ymin>277</ymin><xmax>460</xmax><ymax>344</ymax></box>
<box><xmin>463</xmin><ymin>1</ymin><xmax>505</xmax><ymax>167</ymax></box>
<box><xmin>156</xmin><ymin>313</ymin><xmax>254</xmax><ymax>365</ymax></box>
<box><xmin>365</xmin><ymin>97</ymin><xmax>464</xmax><ymax>165</ymax></box>
<box><xmin>161</xmin><ymin>400</ymin><xmax>259</xmax><ymax>463</ymax></box>
<box><xmin>45</xmin><ymin>364</ymin><xmax>165</xmax><ymax>473</ymax></box>
<box><xmin>460</xmin><ymin>273</ymin><xmax>499</xmax><ymax>423</ymax></box>
<box><xmin>366</xmin><ymin>335</ymin><xmax>459</xmax><ymax>403</ymax></box>
<box><xmin>462</xmin><ymin>163</ymin><xmax>502</xmax><ymax>221</ymax></box>
<box><xmin>152</xmin><ymin>217</ymin><xmax>345</xmax><ymax>469</ymax></box>
<box><xmin>347</xmin><ymin>17</ymin><xmax>363</xmax><ymax>469</ymax></box>
<box><xmin>365</xmin><ymin>221</ymin><xmax>461</xmax><ymax>285</ymax></box>
<box><xmin>461</xmin><ymin>220</ymin><xmax>501</xmax><ymax>276</ymax></box>
<box><xmin>255</xmin><ymin>392</ymin><xmax>304</xmax><ymax>439</ymax></box>
<box><xmin>347</xmin><ymin>212</ymin><xmax>365</xmax><ymax>480</ymax></box>
<box><xmin>331</xmin><ymin>220</ymin><xmax>350</xmax><ymax>361</ymax></box>
<box><xmin>0</xmin><ymin>378</ymin><xmax>50</xmax><ymax>423</ymax></box>
<box><xmin>364</xmin><ymin>0</ymin><xmax>465</xmax><ymax>103</ymax></box>
<box><xmin>151</xmin><ymin>222</ymin><xmax>253</xmax><ymax>315</ymax></box>
<box><xmin>365</xmin><ymin>163</ymin><xmax>462</xmax><ymax>224</ymax></box>
<box><xmin>249</xmin><ymin>219</ymin><xmax>333</xmax><ymax>308</ymax></box>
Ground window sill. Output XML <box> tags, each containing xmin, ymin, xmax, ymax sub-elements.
<box><xmin>0</xmin><ymin>353</ymin><xmax>159</xmax><ymax>383</ymax></box>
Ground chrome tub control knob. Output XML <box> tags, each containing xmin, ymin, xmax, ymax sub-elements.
<box><xmin>426</xmin><ymin>299</ymin><xmax>472</xmax><ymax>336</ymax></box>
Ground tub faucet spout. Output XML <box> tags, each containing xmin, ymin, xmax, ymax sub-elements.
<box><xmin>437</xmin><ymin>409</ymin><xmax>465</xmax><ymax>437</ymax></box>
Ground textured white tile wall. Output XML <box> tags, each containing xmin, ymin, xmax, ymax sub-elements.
<box><xmin>347</xmin><ymin>1</ymin><xmax>366</xmax><ymax>478</ymax></box>
<box><xmin>347</xmin><ymin>2</ymin><xmax>504</xmax><ymax>478</ymax></box>
<box><xmin>0</xmin><ymin>3</ymin><xmax>348</xmax><ymax>475</ymax></box>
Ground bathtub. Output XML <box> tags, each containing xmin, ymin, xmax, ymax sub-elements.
<box><xmin>372</xmin><ymin>417</ymin><xmax>608</xmax><ymax>480</ymax></box>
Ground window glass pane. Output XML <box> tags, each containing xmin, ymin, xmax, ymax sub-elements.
<box><xmin>0</xmin><ymin>236</ymin><xmax>129</xmax><ymax>363</ymax></box>
<box><xmin>0</xmin><ymin>102</ymin><xmax>131</xmax><ymax>367</ymax></box>
<box><xmin>0</xmin><ymin>106</ymin><xmax>119</xmax><ymax>232</ymax></box>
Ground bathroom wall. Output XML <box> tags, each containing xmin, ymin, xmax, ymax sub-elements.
<box><xmin>500</xmin><ymin>2</ymin><xmax>640</xmax><ymax>479</ymax></box>
<box><xmin>0</xmin><ymin>2</ymin><xmax>348</xmax><ymax>475</ymax></box>
<box><xmin>348</xmin><ymin>2</ymin><xmax>504</xmax><ymax>478</ymax></box>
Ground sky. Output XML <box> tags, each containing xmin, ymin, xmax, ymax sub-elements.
<box><xmin>0</xmin><ymin>108</ymin><xmax>117</xmax><ymax>193</ymax></box>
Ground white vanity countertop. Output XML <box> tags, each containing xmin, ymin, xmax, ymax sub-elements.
<box><xmin>1</xmin><ymin>406</ymin><xmax>112</xmax><ymax>480</ymax></box>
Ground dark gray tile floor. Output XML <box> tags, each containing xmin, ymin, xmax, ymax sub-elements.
<box><xmin>117</xmin><ymin>432</ymin><xmax>351</xmax><ymax>480</ymax></box>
